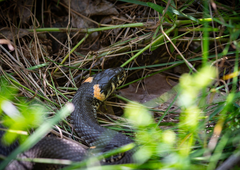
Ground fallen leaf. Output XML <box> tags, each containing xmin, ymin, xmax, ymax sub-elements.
<box><xmin>120</xmin><ymin>74</ymin><xmax>178</xmax><ymax>104</ymax></box>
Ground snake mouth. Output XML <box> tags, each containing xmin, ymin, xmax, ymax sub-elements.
<box><xmin>102</xmin><ymin>153</ymin><xmax>125</xmax><ymax>163</ymax></box>
<box><xmin>116</xmin><ymin>70</ymin><xmax>126</xmax><ymax>87</ymax></box>
<box><xmin>111</xmin><ymin>72</ymin><xmax>126</xmax><ymax>92</ymax></box>
<box><xmin>104</xmin><ymin>68</ymin><xmax>126</xmax><ymax>99</ymax></box>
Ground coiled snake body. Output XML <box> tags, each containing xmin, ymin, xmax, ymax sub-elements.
<box><xmin>0</xmin><ymin>67</ymin><xmax>133</xmax><ymax>169</ymax></box>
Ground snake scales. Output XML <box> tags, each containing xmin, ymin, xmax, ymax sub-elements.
<box><xmin>0</xmin><ymin>67</ymin><xmax>133</xmax><ymax>169</ymax></box>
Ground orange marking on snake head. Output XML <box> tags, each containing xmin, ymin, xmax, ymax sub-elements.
<box><xmin>93</xmin><ymin>84</ymin><xmax>106</xmax><ymax>101</ymax></box>
<box><xmin>83</xmin><ymin>77</ymin><xmax>93</xmax><ymax>83</ymax></box>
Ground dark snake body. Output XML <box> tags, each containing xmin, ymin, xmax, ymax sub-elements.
<box><xmin>0</xmin><ymin>67</ymin><xmax>133</xmax><ymax>169</ymax></box>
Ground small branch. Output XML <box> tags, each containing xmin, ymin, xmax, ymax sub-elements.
<box><xmin>216</xmin><ymin>152</ymin><xmax>240</xmax><ymax>170</ymax></box>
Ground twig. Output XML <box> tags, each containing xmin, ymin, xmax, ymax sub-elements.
<box><xmin>216</xmin><ymin>152</ymin><xmax>240</xmax><ymax>170</ymax></box>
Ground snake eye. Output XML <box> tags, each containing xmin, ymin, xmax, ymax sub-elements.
<box><xmin>112</xmin><ymin>76</ymin><xmax>117</xmax><ymax>83</ymax></box>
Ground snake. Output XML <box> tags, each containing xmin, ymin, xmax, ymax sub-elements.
<box><xmin>0</xmin><ymin>67</ymin><xmax>134</xmax><ymax>169</ymax></box>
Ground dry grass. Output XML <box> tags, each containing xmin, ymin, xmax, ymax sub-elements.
<box><xmin>0</xmin><ymin>0</ymin><xmax>240</xmax><ymax>169</ymax></box>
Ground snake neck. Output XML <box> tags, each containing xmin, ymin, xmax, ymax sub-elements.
<box><xmin>70</xmin><ymin>84</ymin><xmax>133</xmax><ymax>149</ymax></box>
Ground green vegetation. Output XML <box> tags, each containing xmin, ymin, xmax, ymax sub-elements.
<box><xmin>1</xmin><ymin>0</ymin><xmax>240</xmax><ymax>169</ymax></box>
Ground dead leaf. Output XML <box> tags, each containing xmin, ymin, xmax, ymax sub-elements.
<box><xmin>63</xmin><ymin>0</ymin><xmax>118</xmax><ymax>29</ymax></box>
<box><xmin>120</xmin><ymin>74</ymin><xmax>178</xmax><ymax>104</ymax></box>
<box><xmin>17</xmin><ymin>0</ymin><xmax>33</xmax><ymax>24</ymax></box>
<box><xmin>64</xmin><ymin>0</ymin><xmax>118</xmax><ymax>16</ymax></box>
<box><xmin>0</xmin><ymin>28</ymin><xmax>30</xmax><ymax>40</ymax></box>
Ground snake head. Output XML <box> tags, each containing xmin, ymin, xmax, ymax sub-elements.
<box><xmin>92</xmin><ymin>67</ymin><xmax>126</xmax><ymax>102</ymax></box>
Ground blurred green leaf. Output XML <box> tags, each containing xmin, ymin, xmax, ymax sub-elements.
<box><xmin>0</xmin><ymin>78</ymin><xmax>17</xmax><ymax>113</ymax></box>
<box><xmin>124</xmin><ymin>101</ymin><xmax>154</xmax><ymax>127</ymax></box>
<box><xmin>0</xmin><ymin>79</ymin><xmax>45</xmax><ymax>145</ymax></box>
